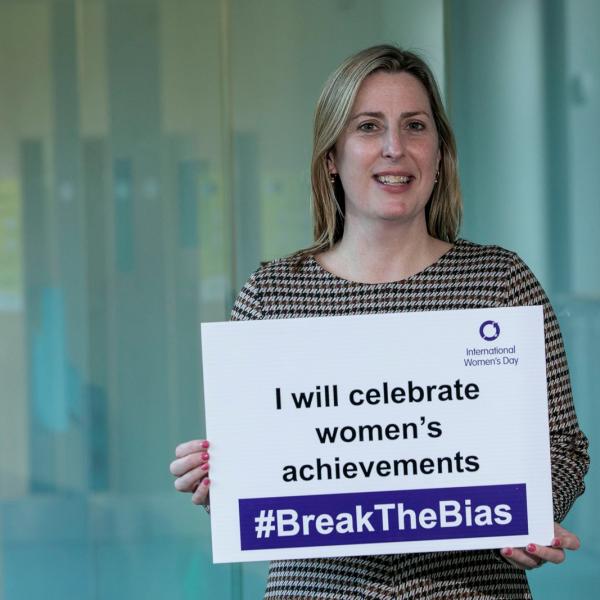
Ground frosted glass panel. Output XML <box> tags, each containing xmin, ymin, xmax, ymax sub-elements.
<box><xmin>0</xmin><ymin>0</ymin><xmax>231</xmax><ymax>598</ymax></box>
<box><xmin>448</xmin><ymin>2</ymin><xmax>598</xmax><ymax>597</ymax></box>
<box><xmin>0</xmin><ymin>1</ymin><xmax>445</xmax><ymax>599</ymax></box>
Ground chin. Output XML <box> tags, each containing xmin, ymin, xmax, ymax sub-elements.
<box><xmin>377</xmin><ymin>209</ymin><xmax>422</xmax><ymax>222</ymax></box>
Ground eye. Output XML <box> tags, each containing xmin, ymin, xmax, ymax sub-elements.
<box><xmin>407</xmin><ymin>121</ymin><xmax>426</xmax><ymax>131</ymax></box>
<box><xmin>358</xmin><ymin>121</ymin><xmax>378</xmax><ymax>132</ymax></box>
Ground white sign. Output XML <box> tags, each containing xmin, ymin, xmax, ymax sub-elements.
<box><xmin>201</xmin><ymin>306</ymin><xmax>553</xmax><ymax>563</ymax></box>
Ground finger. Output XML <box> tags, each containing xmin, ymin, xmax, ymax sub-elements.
<box><xmin>501</xmin><ymin>548</ymin><xmax>543</xmax><ymax>570</ymax></box>
<box><xmin>191</xmin><ymin>479</ymin><xmax>211</xmax><ymax>505</ymax></box>
<box><xmin>553</xmin><ymin>523</ymin><xmax>580</xmax><ymax>551</ymax></box>
<box><xmin>174</xmin><ymin>464</ymin><xmax>209</xmax><ymax>492</ymax></box>
<box><xmin>174</xmin><ymin>463</ymin><xmax>209</xmax><ymax>492</ymax></box>
<box><xmin>170</xmin><ymin>451</ymin><xmax>209</xmax><ymax>477</ymax></box>
<box><xmin>525</xmin><ymin>543</ymin><xmax>565</xmax><ymax>565</ymax></box>
<box><xmin>175</xmin><ymin>439</ymin><xmax>209</xmax><ymax>458</ymax></box>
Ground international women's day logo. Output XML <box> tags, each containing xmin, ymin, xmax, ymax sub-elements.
<box><xmin>479</xmin><ymin>320</ymin><xmax>500</xmax><ymax>342</ymax></box>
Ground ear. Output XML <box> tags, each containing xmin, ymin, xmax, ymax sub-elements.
<box><xmin>326</xmin><ymin>151</ymin><xmax>337</xmax><ymax>175</ymax></box>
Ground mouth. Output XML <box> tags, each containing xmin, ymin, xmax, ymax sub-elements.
<box><xmin>374</xmin><ymin>174</ymin><xmax>413</xmax><ymax>186</ymax></box>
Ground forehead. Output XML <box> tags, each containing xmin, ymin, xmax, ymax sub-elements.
<box><xmin>352</xmin><ymin>71</ymin><xmax>432</xmax><ymax>113</ymax></box>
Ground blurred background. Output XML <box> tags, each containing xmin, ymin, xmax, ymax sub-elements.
<box><xmin>0</xmin><ymin>0</ymin><xmax>597</xmax><ymax>598</ymax></box>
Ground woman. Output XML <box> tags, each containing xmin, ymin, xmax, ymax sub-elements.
<box><xmin>170</xmin><ymin>45</ymin><xmax>589</xmax><ymax>599</ymax></box>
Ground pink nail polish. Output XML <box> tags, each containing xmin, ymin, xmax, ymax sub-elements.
<box><xmin>526</xmin><ymin>544</ymin><xmax>537</xmax><ymax>553</ymax></box>
<box><xmin>552</xmin><ymin>538</ymin><xmax>562</xmax><ymax>548</ymax></box>
<box><xmin>203</xmin><ymin>478</ymin><xmax>211</xmax><ymax>486</ymax></box>
<box><xmin>502</xmin><ymin>548</ymin><xmax>513</xmax><ymax>557</ymax></box>
<box><xmin>201</xmin><ymin>452</ymin><xmax>209</xmax><ymax>461</ymax></box>
<box><xmin>202</xmin><ymin>463</ymin><xmax>209</xmax><ymax>471</ymax></box>
<box><xmin>201</xmin><ymin>440</ymin><xmax>210</xmax><ymax>449</ymax></box>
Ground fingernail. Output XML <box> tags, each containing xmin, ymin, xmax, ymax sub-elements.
<box><xmin>202</xmin><ymin>478</ymin><xmax>211</xmax><ymax>486</ymax></box>
<box><xmin>526</xmin><ymin>544</ymin><xmax>537</xmax><ymax>553</ymax></box>
<box><xmin>202</xmin><ymin>462</ymin><xmax>209</xmax><ymax>471</ymax></box>
<box><xmin>201</xmin><ymin>440</ymin><xmax>210</xmax><ymax>448</ymax></box>
<box><xmin>552</xmin><ymin>538</ymin><xmax>562</xmax><ymax>548</ymax></box>
<box><xmin>201</xmin><ymin>452</ymin><xmax>209</xmax><ymax>461</ymax></box>
<box><xmin>502</xmin><ymin>548</ymin><xmax>513</xmax><ymax>557</ymax></box>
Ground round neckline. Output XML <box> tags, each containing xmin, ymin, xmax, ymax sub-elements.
<box><xmin>308</xmin><ymin>239</ymin><xmax>463</xmax><ymax>286</ymax></box>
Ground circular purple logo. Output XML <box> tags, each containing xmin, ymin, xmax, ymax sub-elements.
<box><xmin>479</xmin><ymin>320</ymin><xmax>500</xmax><ymax>341</ymax></box>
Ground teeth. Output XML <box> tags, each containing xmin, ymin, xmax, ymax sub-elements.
<box><xmin>376</xmin><ymin>175</ymin><xmax>411</xmax><ymax>184</ymax></box>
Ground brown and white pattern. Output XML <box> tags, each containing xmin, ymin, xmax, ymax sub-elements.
<box><xmin>231</xmin><ymin>239</ymin><xmax>589</xmax><ymax>600</ymax></box>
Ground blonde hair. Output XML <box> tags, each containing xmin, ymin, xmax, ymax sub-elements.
<box><xmin>298</xmin><ymin>44</ymin><xmax>461</xmax><ymax>258</ymax></box>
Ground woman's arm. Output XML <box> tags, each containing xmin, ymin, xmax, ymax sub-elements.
<box><xmin>505</xmin><ymin>254</ymin><xmax>589</xmax><ymax>521</ymax></box>
<box><xmin>496</xmin><ymin>254</ymin><xmax>589</xmax><ymax>569</ymax></box>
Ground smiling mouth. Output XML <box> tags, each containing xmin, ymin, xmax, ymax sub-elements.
<box><xmin>375</xmin><ymin>175</ymin><xmax>412</xmax><ymax>185</ymax></box>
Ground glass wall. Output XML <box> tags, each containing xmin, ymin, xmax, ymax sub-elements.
<box><xmin>0</xmin><ymin>1</ymin><xmax>443</xmax><ymax>598</ymax></box>
<box><xmin>447</xmin><ymin>1</ymin><xmax>599</xmax><ymax>597</ymax></box>
<box><xmin>0</xmin><ymin>0</ymin><xmax>596</xmax><ymax>598</ymax></box>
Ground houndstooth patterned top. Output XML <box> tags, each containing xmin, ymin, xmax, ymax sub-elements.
<box><xmin>231</xmin><ymin>239</ymin><xmax>589</xmax><ymax>600</ymax></box>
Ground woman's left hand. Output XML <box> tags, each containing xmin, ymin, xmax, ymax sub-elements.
<box><xmin>500</xmin><ymin>522</ymin><xmax>580</xmax><ymax>569</ymax></box>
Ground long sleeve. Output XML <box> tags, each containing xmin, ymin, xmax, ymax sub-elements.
<box><xmin>504</xmin><ymin>254</ymin><xmax>589</xmax><ymax>522</ymax></box>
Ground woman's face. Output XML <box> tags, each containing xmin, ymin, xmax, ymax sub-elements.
<box><xmin>328</xmin><ymin>71</ymin><xmax>440</xmax><ymax>231</ymax></box>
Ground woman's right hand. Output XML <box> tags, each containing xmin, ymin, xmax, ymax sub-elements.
<box><xmin>170</xmin><ymin>439</ymin><xmax>211</xmax><ymax>506</ymax></box>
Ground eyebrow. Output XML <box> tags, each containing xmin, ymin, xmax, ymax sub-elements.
<box><xmin>350</xmin><ymin>110</ymin><xmax>430</xmax><ymax>121</ymax></box>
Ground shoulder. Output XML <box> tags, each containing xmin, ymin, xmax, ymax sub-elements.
<box><xmin>451</xmin><ymin>239</ymin><xmax>523</xmax><ymax>272</ymax></box>
<box><xmin>249</xmin><ymin>253</ymin><xmax>319</xmax><ymax>289</ymax></box>
<box><xmin>454</xmin><ymin>239</ymin><xmax>547</xmax><ymax>306</ymax></box>
<box><xmin>231</xmin><ymin>254</ymin><xmax>320</xmax><ymax>321</ymax></box>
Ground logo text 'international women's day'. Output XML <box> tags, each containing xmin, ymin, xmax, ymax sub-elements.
<box><xmin>479</xmin><ymin>320</ymin><xmax>500</xmax><ymax>342</ymax></box>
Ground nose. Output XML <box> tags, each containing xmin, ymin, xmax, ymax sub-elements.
<box><xmin>382</xmin><ymin>129</ymin><xmax>405</xmax><ymax>160</ymax></box>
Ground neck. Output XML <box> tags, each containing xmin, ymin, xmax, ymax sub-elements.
<box><xmin>318</xmin><ymin>217</ymin><xmax>452</xmax><ymax>284</ymax></box>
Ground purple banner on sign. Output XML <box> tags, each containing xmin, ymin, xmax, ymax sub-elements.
<box><xmin>239</xmin><ymin>484</ymin><xmax>528</xmax><ymax>551</ymax></box>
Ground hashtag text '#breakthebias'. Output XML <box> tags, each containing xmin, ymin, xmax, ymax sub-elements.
<box><xmin>239</xmin><ymin>484</ymin><xmax>529</xmax><ymax>550</ymax></box>
<box><xmin>253</xmin><ymin>500</ymin><xmax>513</xmax><ymax>540</ymax></box>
